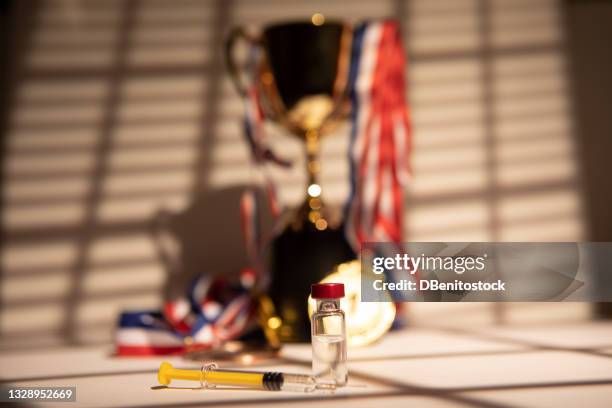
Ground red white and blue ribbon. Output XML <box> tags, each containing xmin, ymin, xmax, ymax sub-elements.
<box><xmin>240</xmin><ymin>190</ymin><xmax>261</xmax><ymax>267</ymax></box>
<box><xmin>344</xmin><ymin>21</ymin><xmax>412</xmax><ymax>250</ymax></box>
<box><xmin>243</xmin><ymin>85</ymin><xmax>291</xmax><ymax>169</ymax></box>
<box><xmin>115</xmin><ymin>273</ymin><xmax>257</xmax><ymax>356</ymax></box>
<box><xmin>238</xmin><ymin>42</ymin><xmax>286</xmax><ymax>281</ymax></box>
<box><xmin>242</xmin><ymin>44</ymin><xmax>284</xmax><ymax>229</ymax></box>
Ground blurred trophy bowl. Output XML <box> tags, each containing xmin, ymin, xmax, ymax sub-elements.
<box><xmin>226</xmin><ymin>18</ymin><xmax>356</xmax><ymax>342</ymax></box>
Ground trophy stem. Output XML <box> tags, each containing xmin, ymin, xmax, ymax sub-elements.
<box><xmin>305</xmin><ymin>128</ymin><xmax>327</xmax><ymax>231</ymax></box>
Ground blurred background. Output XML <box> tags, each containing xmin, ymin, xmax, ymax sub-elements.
<box><xmin>1</xmin><ymin>0</ymin><xmax>611</xmax><ymax>351</ymax></box>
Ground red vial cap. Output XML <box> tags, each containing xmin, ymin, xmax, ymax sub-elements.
<box><xmin>311</xmin><ymin>283</ymin><xmax>345</xmax><ymax>299</ymax></box>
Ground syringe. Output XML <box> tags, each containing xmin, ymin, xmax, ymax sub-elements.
<box><xmin>158</xmin><ymin>362</ymin><xmax>333</xmax><ymax>393</ymax></box>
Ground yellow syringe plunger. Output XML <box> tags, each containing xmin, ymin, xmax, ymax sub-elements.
<box><xmin>158</xmin><ymin>362</ymin><xmax>191</xmax><ymax>385</ymax></box>
<box><xmin>157</xmin><ymin>362</ymin><xmax>320</xmax><ymax>392</ymax></box>
<box><xmin>158</xmin><ymin>362</ymin><xmax>264</xmax><ymax>388</ymax></box>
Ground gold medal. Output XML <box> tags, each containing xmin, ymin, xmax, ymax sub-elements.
<box><xmin>308</xmin><ymin>260</ymin><xmax>395</xmax><ymax>346</ymax></box>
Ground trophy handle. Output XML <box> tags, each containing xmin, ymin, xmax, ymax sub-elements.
<box><xmin>224</xmin><ymin>27</ymin><xmax>261</xmax><ymax>97</ymax></box>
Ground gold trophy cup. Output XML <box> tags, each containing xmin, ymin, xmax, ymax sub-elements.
<box><xmin>225</xmin><ymin>18</ymin><xmax>357</xmax><ymax>342</ymax></box>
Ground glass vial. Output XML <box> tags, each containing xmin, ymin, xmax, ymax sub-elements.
<box><xmin>310</xmin><ymin>283</ymin><xmax>348</xmax><ymax>386</ymax></box>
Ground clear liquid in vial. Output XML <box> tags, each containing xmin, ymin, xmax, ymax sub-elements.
<box><xmin>312</xmin><ymin>333</ymin><xmax>348</xmax><ymax>386</ymax></box>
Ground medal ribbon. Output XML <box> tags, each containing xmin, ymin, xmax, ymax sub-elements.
<box><xmin>345</xmin><ymin>21</ymin><xmax>412</xmax><ymax>249</ymax></box>
<box><xmin>116</xmin><ymin>274</ymin><xmax>257</xmax><ymax>356</ymax></box>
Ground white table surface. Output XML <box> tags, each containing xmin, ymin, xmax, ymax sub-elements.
<box><xmin>2</xmin><ymin>321</ymin><xmax>612</xmax><ymax>408</ymax></box>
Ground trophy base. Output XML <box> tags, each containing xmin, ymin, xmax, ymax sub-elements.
<box><xmin>268</xmin><ymin>205</ymin><xmax>355</xmax><ymax>343</ymax></box>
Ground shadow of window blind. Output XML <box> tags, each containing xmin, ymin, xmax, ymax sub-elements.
<box><xmin>0</xmin><ymin>0</ymin><xmax>584</xmax><ymax>350</ymax></box>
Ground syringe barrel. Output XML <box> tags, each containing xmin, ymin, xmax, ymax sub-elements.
<box><xmin>209</xmin><ymin>369</ymin><xmax>318</xmax><ymax>392</ymax></box>
<box><xmin>277</xmin><ymin>373</ymin><xmax>317</xmax><ymax>393</ymax></box>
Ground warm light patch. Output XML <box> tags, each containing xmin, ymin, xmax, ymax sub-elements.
<box><xmin>307</xmin><ymin>183</ymin><xmax>321</xmax><ymax>197</ymax></box>
<box><xmin>311</xmin><ymin>13</ymin><xmax>325</xmax><ymax>26</ymax></box>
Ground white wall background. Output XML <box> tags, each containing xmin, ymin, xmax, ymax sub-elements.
<box><xmin>1</xmin><ymin>0</ymin><xmax>587</xmax><ymax>350</ymax></box>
